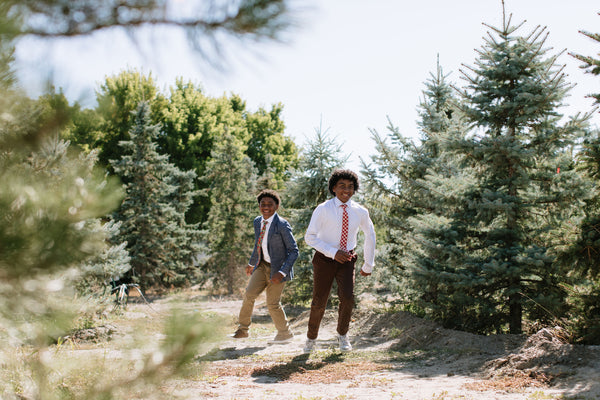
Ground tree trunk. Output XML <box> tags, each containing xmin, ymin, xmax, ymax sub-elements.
<box><xmin>508</xmin><ymin>288</ymin><xmax>522</xmax><ymax>334</ymax></box>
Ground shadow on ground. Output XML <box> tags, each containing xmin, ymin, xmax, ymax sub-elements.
<box><xmin>197</xmin><ymin>346</ymin><xmax>267</xmax><ymax>362</ymax></box>
<box><xmin>250</xmin><ymin>352</ymin><xmax>347</xmax><ymax>383</ymax></box>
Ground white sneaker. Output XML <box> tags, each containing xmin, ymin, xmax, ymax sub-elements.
<box><xmin>338</xmin><ymin>334</ymin><xmax>352</xmax><ymax>352</ymax></box>
<box><xmin>303</xmin><ymin>338</ymin><xmax>316</xmax><ymax>353</ymax></box>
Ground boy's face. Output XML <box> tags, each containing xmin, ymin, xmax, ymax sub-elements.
<box><xmin>332</xmin><ymin>179</ymin><xmax>355</xmax><ymax>203</ymax></box>
<box><xmin>259</xmin><ymin>196</ymin><xmax>279</xmax><ymax>220</ymax></box>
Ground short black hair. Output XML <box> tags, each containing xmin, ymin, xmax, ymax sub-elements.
<box><xmin>328</xmin><ymin>169</ymin><xmax>359</xmax><ymax>196</ymax></box>
<box><xmin>257</xmin><ymin>189</ymin><xmax>280</xmax><ymax>205</ymax></box>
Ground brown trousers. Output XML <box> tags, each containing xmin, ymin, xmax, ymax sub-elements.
<box><xmin>306</xmin><ymin>251</ymin><xmax>356</xmax><ymax>340</ymax></box>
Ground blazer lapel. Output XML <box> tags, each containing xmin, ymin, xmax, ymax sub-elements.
<box><xmin>268</xmin><ymin>213</ymin><xmax>279</xmax><ymax>240</ymax></box>
<box><xmin>255</xmin><ymin>218</ymin><xmax>264</xmax><ymax>246</ymax></box>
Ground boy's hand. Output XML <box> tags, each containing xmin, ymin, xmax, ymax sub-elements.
<box><xmin>270</xmin><ymin>272</ymin><xmax>285</xmax><ymax>284</ymax></box>
<box><xmin>334</xmin><ymin>250</ymin><xmax>353</xmax><ymax>263</ymax></box>
<box><xmin>359</xmin><ymin>269</ymin><xmax>371</xmax><ymax>277</ymax></box>
<box><xmin>245</xmin><ymin>265</ymin><xmax>254</xmax><ymax>276</ymax></box>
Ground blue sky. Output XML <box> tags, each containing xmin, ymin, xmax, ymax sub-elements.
<box><xmin>15</xmin><ymin>0</ymin><xmax>600</xmax><ymax>171</ymax></box>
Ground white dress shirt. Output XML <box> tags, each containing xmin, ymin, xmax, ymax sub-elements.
<box><xmin>260</xmin><ymin>215</ymin><xmax>275</xmax><ymax>263</ymax></box>
<box><xmin>305</xmin><ymin>197</ymin><xmax>376</xmax><ymax>273</ymax></box>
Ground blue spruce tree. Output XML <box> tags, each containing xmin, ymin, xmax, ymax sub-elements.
<box><xmin>444</xmin><ymin>10</ymin><xmax>590</xmax><ymax>334</ymax></box>
<box><xmin>111</xmin><ymin>101</ymin><xmax>201</xmax><ymax>289</ymax></box>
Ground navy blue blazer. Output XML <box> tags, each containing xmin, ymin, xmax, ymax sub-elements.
<box><xmin>248</xmin><ymin>213</ymin><xmax>298</xmax><ymax>281</ymax></box>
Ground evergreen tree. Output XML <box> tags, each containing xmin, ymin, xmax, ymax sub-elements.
<box><xmin>283</xmin><ymin>124</ymin><xmax>348</xmax><ymax>304</ymax></box>
<box><xmin>361</xmin><ymin>60</ymin><xmax>468</xmax><ymax>304</ymax></box>
<box><xmin>27</xmin><ymin>134</ymin><xmax>132</xmax><ymax>294</ymax></box>
<box><xmin>0</xmin><ymin>1</ymin><xmax>296</xmax><ymax>397</ymax></box>
<box><xmin>78</xmin><ymin>219</ymin><xmax>132</xmax><ymax>292</ymax></box>
<box><xmin>557</xmin><ymin>24</ymin><xmax>600</xmax><ymax>343</ymax></box>
<box><xmin>557</xmin><ymin>126</ymin><xmax>600</xmax><ymax>343</ymax></box>
<box><xmin>160</xmin><ymin>80</ymin><xmax>250</xmax><ymax>224</ymax></box>
<box><xmin>445</xmin><ymin>11</ymin><xmax>590</xmax><ymax>334</ymax></box>
<box><xmin>256</xmin><ymin>154</ymin><xmax>283</xmax><ymax>191</ymax></box>
<box><xmin>0</xmin><ymin>38</ymin><xmax>15</xmax><ymax>90</ymax></box>
<box><xmin>202</xmin><ymin>129</ymin><xmax>257</xmax><ymax>294</ymax></box>
<box><xmin>0</xmin><ymin>112</ymin><xmax>123</xmax><ymax>392</ymax></box>
<box><xmin>572</xmin><ymin>27</ymin><xmax>600</xmax><ymax>104</ymax></box>
<box><xmin>111</xmin><ymin>101</ymin><xmax>201</xmax><ymax>289</ymax></box>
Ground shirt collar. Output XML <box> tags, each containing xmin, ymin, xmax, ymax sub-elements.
<box><xmin>262</xmin><ymin>213</ymin><xmax>276</xmax><ymax>224</ymax></box>
<box><xmin>333</xmin><ymin>197</ymin><xmax>351</xmax><ymax>207</ymax></box>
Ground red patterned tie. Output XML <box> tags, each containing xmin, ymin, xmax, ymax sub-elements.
<box><xmin>256</xmin><ymin>220</ymin><xmax>268</xmax><ymax>265</ymax></box>
<box><xmin>340</xmin><ymin>204</ymin><xmax>349</xmax><ymax>251</ymax></box>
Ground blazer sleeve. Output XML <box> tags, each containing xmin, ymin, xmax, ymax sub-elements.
<box><xmin>247</xmin><ymin>217</ymin><xmax>261</xmax><ymax>267</ymax></box>
<box><xmin>277</xmin><ymin>218</ymin><xmax>298</xmax><ymax>276</ymax></box>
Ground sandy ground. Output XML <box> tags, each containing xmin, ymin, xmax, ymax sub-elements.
<box><xmin>153</xmin><ymin>294</ymin><xmax>600</xmax><ymax>400</ymax></box>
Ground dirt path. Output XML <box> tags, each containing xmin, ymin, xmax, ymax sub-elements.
<box><xmin>154</xmin><ymin>294</ymin><xmax>600</xmax><ymax>400</ymax></box>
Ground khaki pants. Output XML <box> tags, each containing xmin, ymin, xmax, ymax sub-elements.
<box><xmin>237</xmin><ymin>260</ymin><xmax>290</xmax><ymax>334</ymax></box>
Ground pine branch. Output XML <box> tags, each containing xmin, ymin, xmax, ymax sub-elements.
<box><xmin>16</xmin><ymin>0</ymin><xmax>293</xmax><ymax>40</ymax></box>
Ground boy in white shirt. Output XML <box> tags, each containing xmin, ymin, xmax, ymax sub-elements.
<box><xmin>303</xmin><ymin>169</ymin><xmax>376</xmax><ymax>352</ymax></box>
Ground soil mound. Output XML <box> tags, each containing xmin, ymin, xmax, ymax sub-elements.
<box><xmin>289</xmin><ymin>304</ymin><xmax>600</xmax><ymax>389</ymax></box>
<box><xmin>485</xmin><ymin>326</ymin><xmax>597</xmax><ymax>382</ymax></box>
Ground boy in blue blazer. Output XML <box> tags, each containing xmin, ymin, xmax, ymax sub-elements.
<box><xmin>232</xmin><ymin>189</ymin><xmax>299</xmax><ymax>342</ymax></box>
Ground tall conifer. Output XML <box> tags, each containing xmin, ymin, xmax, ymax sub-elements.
<box><xmin>283</xmin><ymin>125</ymin><xmax>348</xmax><ymax>303</ymax></box>
<box><xmin>362</xmin><ymin>60</ymin><xmax>468</xmax><ymax>300</ymax></box>
<box><xmin>447</xmin><ymin>9</ymin><xmax>590</xmax><ymax>333</ymax></box>
<box><xmin>558</xmin><ymin>23</ymin><xmax>600</xmax><ymax>343</ymax></box>
<box><xmin>111</xmin><ymin>101</ymin><xmax>201</xmax><ymax>288</ymax></box>
<box><xmin>202</xmin><ymin>130</ymin><xmax>257</xmax><ymax>294</ymax></box>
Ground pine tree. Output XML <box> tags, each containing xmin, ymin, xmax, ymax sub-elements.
<box><xmin>283</xmin><ymin>124</ymin><xmax>348</xmax><ymax>304</ymax></box>
<box><xmin>0</xmin><ymin>118</ymin><xmax>122</xmax><ymax>350</ymax></box>
<box><xmin>202</xmin><ymin>129</ymin><xmax>257</xmax><ymax>294</ymax></box>
<box><xmin>111</xmin><ymin>101</ymin><xmax>201</xmax><ymax>289</ymax></box>
<box><xmin>446</xmin><ymin>10</ymin><xmax>590</xmax><ymax>334</ymax></box>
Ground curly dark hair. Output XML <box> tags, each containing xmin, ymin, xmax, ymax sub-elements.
<box><xmin>257</xmin><ymin>189</ymin><xmax>280</xmax><ymax>205</ymax></box>
<box><xmin>328</xmin><ymin>169</ymin><xmax>359</xmax><ymax>196</ymax></box>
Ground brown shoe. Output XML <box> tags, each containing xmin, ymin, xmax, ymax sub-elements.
<box><xmin>232</xmin><ymin>329</ymin><xmax>249</xmax><ymax>338</ymax></box>
<box><xmin>268</xmin><ymin>331</ymin><xmax>294</xmax><ymax>344</ymax></box>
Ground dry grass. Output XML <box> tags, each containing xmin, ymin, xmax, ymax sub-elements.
<box><xmin>463</xmin><ymin>370</ymin><xmax>551</xmax><ymax>393</ymax></box>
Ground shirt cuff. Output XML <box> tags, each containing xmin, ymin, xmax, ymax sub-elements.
<box><xmin>325</xmin><ymin>246</ymin><xmax>339</xmax><ymax>260</ymax></box>
<box><xmin>361</xmin><ymin>263</ymin><xmax>373</xmax><ymax>274</ymax></box>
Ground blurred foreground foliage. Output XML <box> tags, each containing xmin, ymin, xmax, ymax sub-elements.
<box><xmin>0</xmin><ymin>0</ymin><xmax>298</xmax><ymax>397</ymax></box>
<box><xmin>0</xmin><ymin>88</ymin><xmax>216</xmax><ymax>400</ymax></box>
